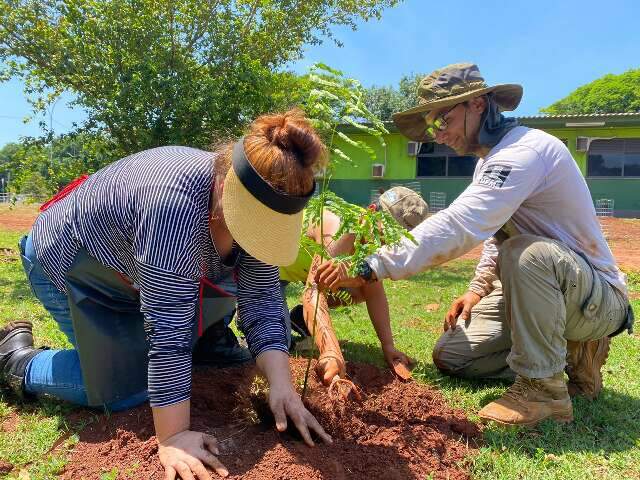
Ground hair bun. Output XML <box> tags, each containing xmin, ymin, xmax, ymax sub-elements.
<box><xmin>253</xmin><ymin>109</ymin><xmax>325</xmax><ymax>169</ymax></box>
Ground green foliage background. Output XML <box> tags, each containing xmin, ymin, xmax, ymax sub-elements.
<box><xmin>363</xmin><ymin>72</ymin><xmax>423</xmax><ymax>120</ymax></box>
<box><xmin>0</xmin><ymin>0</ymin><xmax>400</xmax><ymax>193</ymax></box>
<box><xmin>542</xmin><ymin>68</ymin><xmax>640</xmax><ymax>115</ymax></box>
<box><xmin>0</xmin><ymin>0</ymin><xmax>399</xmax><ymax>155</ymax></box>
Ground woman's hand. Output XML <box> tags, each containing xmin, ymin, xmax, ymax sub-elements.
<box><xmin>256</xmin><ymin>350</ymin><xmax>332</xmax><ymax>447</ymax></box>
<box><xmin>158</xmin><ymin>430</ymin><xmax>229</xmax><ymax>479</ymax></box>
<box><xmin>444</xmin><ymin>291</ymin><xmax>482</xmax><ymax>331</ymax></box>
<box><xmin>268</xmin><ymin>384</ymin><xmax>333</xmax><ymax>446</ymax></box>
<box><xmin>315</xmin><ymin>260</ymin><xmax>364</xmax><ymax>291</ymax></box>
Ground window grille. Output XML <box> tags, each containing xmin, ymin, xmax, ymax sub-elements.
<box><xmin>429</xmin><ymin>192</ymin><xmax>447</xmax><ymax>213</ymax></box>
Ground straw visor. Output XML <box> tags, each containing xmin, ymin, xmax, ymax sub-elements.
<box><xmin>221</xmin><ymin>139</ymin><xmax>313</xmax><ymax>267</ymax></box>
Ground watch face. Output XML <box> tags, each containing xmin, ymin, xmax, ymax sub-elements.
<box><xmin>359</xmin><ymin>261</ymin><xmax>372</xmax><ymax>281</ymax></box>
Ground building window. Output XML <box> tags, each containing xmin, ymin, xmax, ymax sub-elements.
<box><xmin>588</xmin><ymin>138</ymin><xmax>640</xmax><ymax>177</ymax></box>
<box><xmin>416</xmin><ymin>143</ymin><xmax>476</xmax><ymax>177</ymax></box>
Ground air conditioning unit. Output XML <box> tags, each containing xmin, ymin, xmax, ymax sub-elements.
<box><xmin>576</xmin><ymin>137</ymin><xmax>590</xmax><ymax>152</ymax></box>
<box><xmin>407</xmin><ymin>141</ymin><xmax>420</xmax><ymax>156</ymax></box>
<box><xmin>371</xmin><ymin>163</ymin><xmax>385</xmax><ymax>178</ymax></box>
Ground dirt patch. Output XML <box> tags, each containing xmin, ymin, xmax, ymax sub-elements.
<box><xmin>0</xmin><ymin>411</ymin><xmax>19</xmax><ymax>433</ymax></box>
<box><xmin>458</xmin><ymin>218</ymin><xmax>640</xmax><ymax>271</ymax></box>
<box><xmin>600</xmin><ymin>218</ymin><xmax>640</xmax><ymax>272</ymax></box>
<box><xmin>0</xmin><ymin>459</ymin><xmax>13</xmax><ymax>475</ymax></box>
<box><xmin>0</xmin><ymin>204</ymin><xmax>40</xmax><ymax>232</ymax></box>
<box><xmin>0</xmin><ymin>247</ymin><xmax>19</xmax><ymax>263</ymax></box>
<box><xmin>60</xmin><ymin>359</ymin><xmax>479</xmax><ymax>479</ymax></box>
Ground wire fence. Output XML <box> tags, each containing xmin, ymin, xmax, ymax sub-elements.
<box><xmin>595</xmin><ymin>198</ymin><xmax>614</xmax><ymax>217</ymax></box>
<box><xmin>0</xmin><ymin>193</ymin><xmax>46</xmax><ymax>204</ymax></box>
<box><xmin>428</xmin><ymin>191</ymin><xmax>447</xmax><ymax>213</ymax></box>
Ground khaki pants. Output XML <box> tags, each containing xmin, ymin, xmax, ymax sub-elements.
<box><xmin>432</xmin><ymin>235</ymin><xmax>628</xmax><ymax>379</ymax></box>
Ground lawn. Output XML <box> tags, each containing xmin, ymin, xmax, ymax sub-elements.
<box><xmin>1</xmin><ymin>226</ymin><xmax>639</xmax><ymax>479</ymax></box>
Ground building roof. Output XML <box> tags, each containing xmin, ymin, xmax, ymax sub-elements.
<box><xmin>517</xmin><ymin>112</ymin><xmax>640</xmax><ymax>119</ymax></box>
<box><xmin>516</xmin><ymin>112</ymin><xmax>640</xmax><ymax>128</ymax></box>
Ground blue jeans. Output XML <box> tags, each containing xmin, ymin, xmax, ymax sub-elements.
<box><xmin>20</xmin><ymin>234</ymin><xmax>148</xmax><ymax>411</ymax></box>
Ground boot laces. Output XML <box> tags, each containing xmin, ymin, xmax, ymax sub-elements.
<box><xmin>503</xmin><ymin>376</ymin><xmax>540</xmax><ymax>402</ymax></box>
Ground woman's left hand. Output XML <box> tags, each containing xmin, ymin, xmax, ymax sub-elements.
<box><xmin>268</xmin><ymin>385</ymin><xmax>332</xmax><ymax>446</ymax></box>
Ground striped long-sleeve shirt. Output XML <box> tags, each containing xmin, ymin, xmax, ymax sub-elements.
<box><xmin>31</xmin><ymin>146</ymin><xmax>288</xmax><ymax>407</ymax></box>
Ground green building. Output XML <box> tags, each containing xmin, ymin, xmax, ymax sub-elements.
<box><xmin>327</xmin><ymin>113</ymin><xmax>640</xmax><ymax>217</ymax></box>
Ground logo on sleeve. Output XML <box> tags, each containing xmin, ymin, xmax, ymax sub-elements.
<box><xmin>478</xmin><ymin>165</ymin><xmax>512</xmax><ymax>189</ymax></box>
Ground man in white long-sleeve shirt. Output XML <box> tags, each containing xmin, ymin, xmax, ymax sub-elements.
<box><xmin>316</xmin><ymin>63</ymin><xmax>634</xmax><ymax>427</ymax></box>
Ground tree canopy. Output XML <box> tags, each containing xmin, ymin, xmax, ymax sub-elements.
<box><xmin>0</xmin><ymin>134</ymin><xmax>115</xmax><ymax>194</ymax></box>
<box><xmin>363</xmin><ymin>73</ymin><xmax>423</xmax><ymax>120</ymax></box>
<box><xmin>542</xmin><ymin>68</ymin><xmax>640</xmax><ymax>115</ymax></box>
<box><xmin>0</xmin><ymin>0</ymin><xmax>399</xmax><ymax>156</ymax></box>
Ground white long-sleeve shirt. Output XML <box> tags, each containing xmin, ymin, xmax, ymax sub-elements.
<box><xmin>367</xmin><ymin>126</ymin><xmax>627</xmax><ymax>297</ymax></box>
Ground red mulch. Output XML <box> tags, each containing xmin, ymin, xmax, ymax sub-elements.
<box><xmin>60</xmin><ymin>359</ymin><xmax>479</xmax><ymax>479</ymax></box>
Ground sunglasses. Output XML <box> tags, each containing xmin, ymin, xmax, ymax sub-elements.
<box><xmin>425</xmin><ymin>103</ymin><xmax>464</xmax><ymax>138</ymax></box>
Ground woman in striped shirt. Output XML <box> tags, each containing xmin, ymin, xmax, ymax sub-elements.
<box><xmin>1</xmin><ymin>109</ymin><xmax>332</xmax><ymax>478</ymax></box>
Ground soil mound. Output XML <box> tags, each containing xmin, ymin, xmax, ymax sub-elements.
<box><xmin>61</xmin><ymin>359</ymin><xmax>479</xmax><ymax>479</ymax></box>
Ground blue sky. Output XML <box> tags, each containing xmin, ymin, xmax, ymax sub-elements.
<box><xmin>1</xmin><ymin>0</ymin><xmax>639</xmax><ymax>146</ymax></box>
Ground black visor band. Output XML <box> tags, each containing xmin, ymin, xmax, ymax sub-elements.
<box><xmin>232</xmin><ymin>137</ymin><xmax>315</xmax><ymax>215</ymax></box>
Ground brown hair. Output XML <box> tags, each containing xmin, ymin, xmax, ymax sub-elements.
<box><xmin>214</xmin><ymin>108</ymin><xmax>326</xmax><ymax>195</ymax></box>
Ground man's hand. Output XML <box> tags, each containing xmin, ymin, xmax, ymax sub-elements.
<box><xmin>268</xmin><ymin>385</ymin><xmax>333</xmax><ymax>446</ymax></box>
<box><xmin>315</xmin><ymin>259</ymin><xmax>365</xmax><ymax>291</ymax></box>
<box><xmin>158</xmin><ymin>430</ymin><xmax>229</xmax><ymax>479</ymax></box>
<box><xmin>444</xmin><ymin>291</ymin><xmax>482</xmax><ymax>331</ymax></box>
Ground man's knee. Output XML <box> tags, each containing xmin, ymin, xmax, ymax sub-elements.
<box><xmin>432</xmin><ymin>329</ymin><xmax>473</xmax><ymax>376</ymax></box>
<box><xmin>498</xmin><ymin>234</ymin><xmax>557</xmax><ymax>279</ymax></box>
<box><xmin>432</xmin><ymin>336</ymin><xmax>457</xmax><ymax>374</ymax></box>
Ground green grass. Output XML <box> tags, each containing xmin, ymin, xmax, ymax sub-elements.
<box><xmin>1</xmin><ymin>227</ymin><xmax>639</xmax><ymax>479</ymax></box>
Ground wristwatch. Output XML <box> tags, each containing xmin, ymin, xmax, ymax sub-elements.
<box><xmin>357</xmin><ymin>260</ymin><xmax>377</xmax><ymax>283</ymax></box>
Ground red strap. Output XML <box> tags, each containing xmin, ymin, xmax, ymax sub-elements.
<box><xmin>198</xmin><ymin>276</ymin><xmax>236</xmax><ymax>337</ymax></box>
<box><xmin>200</xmin><ymin>276</ymin><xmax>234</xmax><ymax>297</ymax></box>
<box><xmin>40</xmin><ymin>174</ymin><xmax>90</xmax><ymax>212</ymax></box>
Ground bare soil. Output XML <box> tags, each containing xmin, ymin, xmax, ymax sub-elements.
<box><xmin>60</xmin><ymin>359</ymin><xmax>479</xmax><ymax>480</ymax></box>
<box><xmin>0</xmin><ymin>204</ymin><xmax>39</xmax><ymax>232</ymax></box>
<box><xmin>459</xmin><ymin>217</ymin><xmax>640</xmax><ymax>271</ymax></box>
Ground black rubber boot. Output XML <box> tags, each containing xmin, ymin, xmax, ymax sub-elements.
<box><xmin>0</xmin><ymin>321</ymin><xmax>44</xmax><ymax>396</ymax></box>
<box><xmin>289</xmin><ymin>304</ymin><xmax>311</xmax><ymax>337</ymax></box>
<box><xmin>192</xmin><ymin>321</ymin><xmax>253</xmax><ymax>368</ymax></box>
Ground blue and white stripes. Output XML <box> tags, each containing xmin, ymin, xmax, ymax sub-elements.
<box><xmin>31</xmin><ymin>146</ymin><xmax>288</xmax><ymax>407</ymax></box>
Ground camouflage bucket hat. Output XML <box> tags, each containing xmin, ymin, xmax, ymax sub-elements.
<box><xmin>392</xmin><ymin>63</ymin><xmax>523</xmax><ymax>142</ymax></box>
<box><xmin>378</xmin><ymin>186</ymin><xmax>429</xmax><ymax>230</ymax></box>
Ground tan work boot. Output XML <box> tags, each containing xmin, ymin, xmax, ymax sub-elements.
<box><xmin>478</xmin><ymin>373</ymin><xmax>573</xmax><ymax>426</ymax></box>
<box><xmin>565</xmin><ymin>337</ymin><xmax>610</xmax><ymax>400</ymax></box>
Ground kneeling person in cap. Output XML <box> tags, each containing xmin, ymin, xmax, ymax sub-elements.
<box><xmin>315</xmin><ymin>63</ymin><xmax>633</xmax><ymax>427</ymax></box>
<box><xmin>280</xmin><ymin>186</ymin><xmax>425</xmax><ymax>384</ymax></box>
